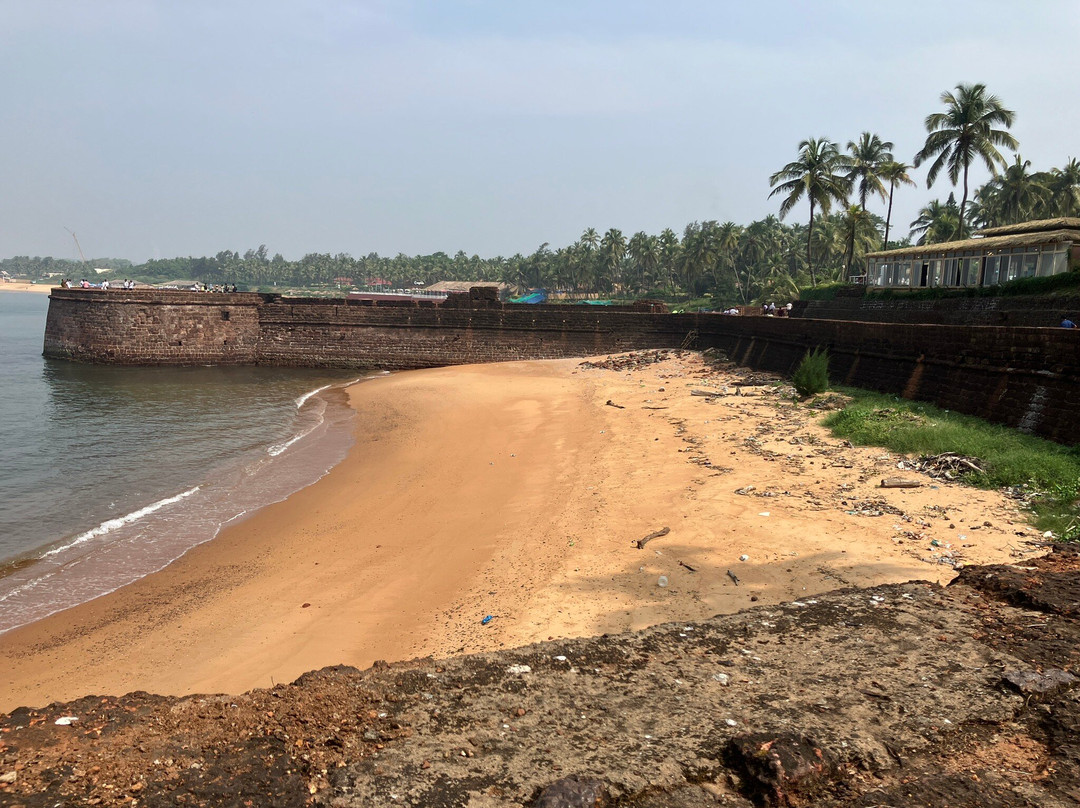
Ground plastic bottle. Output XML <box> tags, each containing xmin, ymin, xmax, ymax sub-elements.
<box><xmin>657</xmin><ymin>575</ymin><xmax>669</xmax><ymax>588</ymax></box>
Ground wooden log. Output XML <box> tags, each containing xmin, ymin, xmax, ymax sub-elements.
<box><xmin>634</xmin><ymin>527</ymin><xmax>670</xmax><ymax>549</ymax></box>
<box><xmin>880</xmin><ymin>478</ymin><xmax>922</xmax><ymax>488</ymax></box>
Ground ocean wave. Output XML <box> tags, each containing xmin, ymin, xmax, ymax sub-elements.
<box><xmin>41</xmin><ymin>487</ymin><xmax>201</xmax><ymax>558</ymax></box>
<box><xmin>295</xmin><ymin>383</ymin><xmax>334</xmax><ymax>410</ymax></box>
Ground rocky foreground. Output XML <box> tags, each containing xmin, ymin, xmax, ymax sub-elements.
<box><xmin>2</xmin><ymin>548</ymin><xmax>1079</xmax><ymax>808</ymax></box>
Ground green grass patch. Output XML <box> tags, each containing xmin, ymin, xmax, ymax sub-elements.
<box><xmin>822</xmin><ymin>389</ymin><xmax>1080</xmax><ymax>540</ymax></box>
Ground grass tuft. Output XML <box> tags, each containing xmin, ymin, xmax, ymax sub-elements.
<box><xmin>792</xmin><ymin>348</ymin><xmax>830</xmax><ymax>398</ymax></box>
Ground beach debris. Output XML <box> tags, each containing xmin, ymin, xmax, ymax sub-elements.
<box><xmin>880</xmin><ymin>477</ymin><xmax>922</xmax><ymax>489</ymax></box>
<box><xmin>634</xmin><ymin>526</ymin><xmax>670</xmax><ymax>549</ymax></box>
<box><xmin>506</xmin><ymin>664</ymin><xmax>532</xmax><ymax>675</ymax></box>
<box><xmin>657</xmin><ymin>575</ymin><xmax>669</xmax><ymax>588</ymax></box>
<box><xmin>727</xmin><ymin>570</ymin><xmax>740</xmax><ymax>586</ymax></box>
<box><xmin>604</xmin><ymin>399</ymin><xmax>625</xmax><ymax>409</ymax></box>
<box><xmin>678</xmin><ymin>560</ymin><xmax>697</xmax><ymax>573</ymax></box>
<box><xmin>691</xmin><ymin>388</ymin><xmax>725</xmax><ymax>398</ymax></box>
<box><xmin>739</xmin><ymin>554</ymin><xmax>750</xmax><ymax>562</ymax></box>
<box><xmin>914</xmin><ymin>452</ymin><xmax>985</xmax><ymax>479</ymax></box>
<box><xmin>0</xmin><ymin>772</ymin><xmax>16</xmax><ymax>784</ymax></box>
<box><xmin>734</xmin><ymin>486</ymin><xmax>756</xmax><ymax>495</ymax></box>
<box><xmin>302</xmin><ymin>602</ymin><xmax>311</xmax><ymax>608</ymax></box>
<box><xmin>54</xmin><ymin>716</ymin><xmax>79</xmax><ymax>726</ymax></box>
<box><xmin>481</xmin><ymin>615</ymin><xmax>494</xmax><ymax>626</ymax></box>
<box><xmin>712</xmin><ymin>673</ymin><xmax>731</xmax><ymax>686</ymax></box>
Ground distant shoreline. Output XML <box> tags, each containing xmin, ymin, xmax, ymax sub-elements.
<box><xmin>0</xmin><ymin>282</ymin><xmax>53</xmax><ymax>294</ymax></box>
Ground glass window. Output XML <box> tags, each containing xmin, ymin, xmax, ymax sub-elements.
<box><xmin>983</xmin><ymin>255</ymin><xmax>1000</xmax><ymax>286</ymax></box>
<box><xmin>1051</xmin><ymin>250</ymin><xmax>1069</xmax><ymax>276</ymax></box>
<box><xmin>1006</xmin><ymin>254</ymin><xmax>1023</xmax><ymax>282</ymax></box>
<box><xmin>900</xmin><ymin>261</ymin><xmax>912</xmax><ymax>286</ymax></box>
<box><xmin>962</xmin><ymin>257</ymin><xmax>979</xmax><ymax>286</ymax></box>
<box><xmin>1021</xmin><ymin>252</ymin><xmax>1039</xmax><ymax>278</ymax></box>
<box><xmin>930</xmin><ymin>259</ymin><xmax>943</xmax><ymax>287</ymax></box>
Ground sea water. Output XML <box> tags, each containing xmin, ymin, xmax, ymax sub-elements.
<box><xmin>0</xmin><ymin>291</ymin><xmax>363</xmax><ymax>633</ymax></box>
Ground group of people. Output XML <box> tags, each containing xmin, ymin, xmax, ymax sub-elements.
<box><xmin>189</xmin><ymin>282</ymin><xmax>239</xmax><ymax>293</ymax></box>
<box><xmin>761</xmin><ymin>302</ymin><xmax>794</xmax><ymax>317</ymax></box>
<box><xmin>61</xmin><ymin>278</ymin><xmax>136</xmax><ymax>290</ymax></box>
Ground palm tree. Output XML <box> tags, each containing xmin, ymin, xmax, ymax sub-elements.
<box><xmin>769</xmin><ymin>138</ymin><xmax>852</xmax><ymax>286</ymax></box>
<box><xmin>974</xmin><ymin>155</ymin><xmax>1050</xmax><ymax>226</ymax></box>
<box><xmin>914</xmin><ymin>83</ymin><xmax>1018</xmax><ymax>238</ymax></box>
<box><xmin>910</xmin><ymin>195</ymin><xmax>962</xmax><ymax>245</ymax></box>
<box><xmin>879</xmin><ymin>160</ymin><xmax>916</xmax><ymax>249</ymax></box>
<box><xmin>658</xmin><ymin>228</ymin><xmax>681</xmax><ymax>293</ymax></box>
<box><xmin>1047</xmin><ymin>158</ymin><xmax>1080</xmax><ymax>217</ymax></box>
<box><xmin>839</xmin><ymin>205</ymin><xmax>882</xmax><ymax>278</ymax></box>
<box><xmin>846</xmin><ymin>132</ymin><xmax>894</xmax><ymax>210</ymax></box>
<box><xmin>627</xmin><ymin>231</ymin><xmax>659</xmax><ymax>292</ymax></box>
<box><xmin>598</xmin><ymin>228</ymin><xmax>627</xmax><ymax>292</ymax></box>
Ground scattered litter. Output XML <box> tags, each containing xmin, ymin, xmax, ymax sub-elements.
<box><xmin>726</xmin><ymin>569</ymin><xmax>740</xmax><ymax>586</ymax></box>
<box><xmin>734</xmin><ymin>486</ymin><xmax>756</xmax><ymax>495</ymax></box>
<box><xmin>605</xmin><ymin>399</ymin><xmax>625</xmax><ymax>409</ymax></box>
<box><xmin>481</xmin><ymin>615</ymin><xmax>494</xmax><ymax>626</ymax></box>
<box><xmin>713</xmin><ymin>673</ymin><xmax>731</xmax><ymax>686</ymax></box>
<box><xmin>724</xmin><ymin>718</ymin><xmax>738</xmax><ymax>727</ymax></box>
<box><xmin>678</xmin><ymin>560</ymin><xmax>697</xmax><ymax>573</ymax></box>
<box><xmin>54</xmin><ymin>716</ymin><xmax>78</xmax><ymax>726</ymax></box>
<box><xmin>758</xmin><ymin>512</ymin><xmax>770</xmax><ymax>517</ymax></box>
<box><xmin>657</xmin><ymin>575</ymin><xmax>669</xmax><ymax>588</ymax></box>
<box><xmin>739</xmin><ymin>554</ymin><xmax>749</xmax><ymax>562</ymax></box>
<box><xmin>506</xmin><ymin>665</ymin><xmax>532</xmax><ymax>675</ymax></box>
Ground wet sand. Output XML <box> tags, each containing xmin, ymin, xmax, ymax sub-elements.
<box><xmin>0</xmin><ymin>352</ymin><xmax>1041</xmax><ymax>712</ymax></box>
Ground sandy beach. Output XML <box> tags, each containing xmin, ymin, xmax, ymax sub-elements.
<box><xmin>0</xmin><ymin>282</ymin><xmax>54</xmax><ymax>294</ymax></box>
<box><xmin>0</xmin><ymin>351</ymin><xmax>1040</xmax><ymax>712</ymax></box>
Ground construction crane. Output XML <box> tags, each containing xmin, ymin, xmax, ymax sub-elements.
<box><xmin>64</xmin><ymin>227</ymin><xmax>90</xmax><ymax>272</ymax></box>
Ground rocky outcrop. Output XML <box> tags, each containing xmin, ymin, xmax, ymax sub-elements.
<box><xmin>2</xmin><ymin>548</ymin><xmax>1079</xmax><ymax>807</ymax></box>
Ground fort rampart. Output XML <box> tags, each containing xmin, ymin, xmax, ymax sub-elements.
<box><xmin>44</xmin><ymin>289</ymin><xmax>1080</xmax><ymax>445</ymax></box>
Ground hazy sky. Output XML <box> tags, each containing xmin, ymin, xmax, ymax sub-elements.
<box><xmin>3</xmin><ymin>0</ymin><xmax>1078</xmax><ymax>262</ymax></box>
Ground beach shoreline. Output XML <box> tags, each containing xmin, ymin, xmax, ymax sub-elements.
<box><xmin>0</xmin><ymin>351</ymin><xmax>1040</xmax><ymax>712</ymax></box>
<box><xmin>0</xmin><ymin>282</ymin><xmax>53</xmax><ymax>294</ymax></box>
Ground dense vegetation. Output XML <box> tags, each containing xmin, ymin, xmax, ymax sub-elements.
<box><xmin>5</xmin><ymin>82</ymin><xmax>1076</xmax><ymax>304</ymax></box>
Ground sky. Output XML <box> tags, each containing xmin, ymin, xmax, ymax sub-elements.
<box><xmin>2</xmin><ymin>0</ymin><xmax>1078</xmax><ymax>263</ymax></box>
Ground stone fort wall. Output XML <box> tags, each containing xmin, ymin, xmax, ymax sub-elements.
<box><xmin>44</xmin><ymin>289</ymin><xmax>1080</xmax><ymax>445</ymax></box>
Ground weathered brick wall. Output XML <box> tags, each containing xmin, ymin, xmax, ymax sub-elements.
<box><xmin>255</xmin><ymin>302</ymin><xmax>693</xmax><ymax>368</ymax></box>
<box><xmin>689</xmin><ymin>316</ymin><xmax>1080</xmax><ymax>445</ymax></box>
<box><xmin>797</xmin><ymin>292</ymin><xmax>1080</xmax><ymax>327</ymax></box>
<box><xmin>44</xmin><ymin>289</ymin><xmax>262</xmax><ymax>364</ymax></box>
<box><xmin>43</xmin><ymin>290</ymin><xmax>1080</xmax><ymax>445</ymax></box>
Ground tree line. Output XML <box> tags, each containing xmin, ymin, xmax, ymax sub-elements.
<box><xmin>6</xmin><ymin>82</ymin><xmax>1076</xmax><ymax>303</ymax></box>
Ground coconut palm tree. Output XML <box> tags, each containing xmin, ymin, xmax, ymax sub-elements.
<box><xmin>769</xmin><ymin>138</ymin><xmax>852</xmax><ymax>286</ymax></box>
<box><xmin>910</xmin><ymin>195</ymin><xmax>962</xmax><ymax>245</ymax></box>
<box><xmin>1047</xmin><ymin>158</ymin><xmax>1080</xmax><ymax>217</ymax></box>
<box><xmin>914</xmin><ymin>83</ymin><xmax>1018</xmax><ymax>238</ymax></box>
<box><xmin>879</xmin><ymin>160</ymin><xmax>916</xmax><ymax>249</ymax></box>
<box><xmin>658</xmin><ymin>228</ymin><xmax>681</xmax><ymax>293</ymax></box>
<box><xmin>598</xmin><ymin>228</ymin><xmax>627</xmax><ymax>292</ymax></box>
<box><xmin>973</xmin><ymin>155</ymin><xmax>1051</xmax><ymax>226</ymax></box>
<box><xmin>846</xmin><ymin>132</ymin><xmax>894</xmax><ymax>210</ymax></box>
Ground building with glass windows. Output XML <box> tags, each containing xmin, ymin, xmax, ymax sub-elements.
<box><xmin>859</xmin><ymin>218</ymin><xmax>1080</xmax><ymax>289</ymax></box>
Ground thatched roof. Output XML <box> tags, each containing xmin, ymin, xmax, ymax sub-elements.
<box><xmin>865</xmin><ymin>228</ymin><xmax>1080</xmax><ymax>260</ymax></box>
<box><xmin>978</xmin><ymin>217</ymin><xmax>1080</xmax><ymax>237</ymax></box>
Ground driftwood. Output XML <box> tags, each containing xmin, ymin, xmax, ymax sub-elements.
<box><xmin>678</xmin><ymin>560</ymin><xmax>697</xmax><ymax>573</ymax></box>
<box><xmin>880</xmin><ymin>478</ymin><xmax>922</xmax><ymax>489</ymax></box>
<box><xmin>690</xmin><ymin>389</ymin><xmax>725</xmax><ymax>397</ymax></box>
<box><xmin>726</xmin><ymin>569</ymin><xmax>740</xmax><ymax>586</ymax></box>
<box><xmin>634</xmin><ymin>527</ymin><xmax>670</xmax><ymax>549</ymax></box>
<box><xmin>605</xmin><ymin>399</ymin><xmax>625</xmax><ymax>409</ymax></box>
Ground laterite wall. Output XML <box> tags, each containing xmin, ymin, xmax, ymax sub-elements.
<box><xmin>43</xmin><ymin>290</ymin><xmax>1080</xmax><ymax>445</ymax></box>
